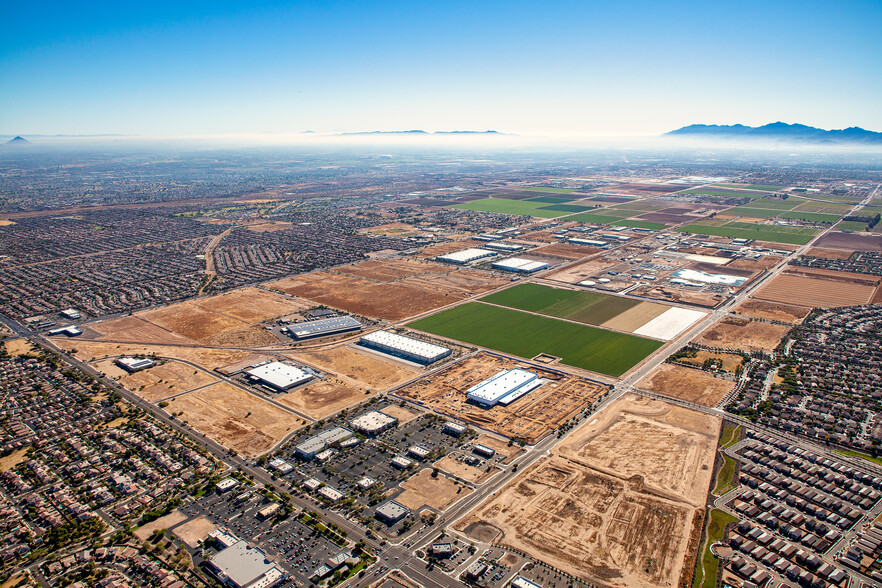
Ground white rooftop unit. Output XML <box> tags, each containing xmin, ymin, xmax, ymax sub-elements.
<box><xmin>116</xmin><ymin>357</ymin><xmax>154</xmax><ymax>372</ymax></box>
<box><xmin>437</xmin><ymin>248</ymin><xmax>496</xmax><ymax>264</ymax></box>
<box><xmin>246</xmin><ymin>361</ymin><xmax>312</xmax><ymax>391</ymax></box>
<box><xmin>359</xmin><ymin>330</ymin><xmax>451</xmax><ymax>364</ymax></box>
<box><xmin>467</xmin><ymin>369</ymin><xmax>542</xmax><ymax>407</ymax></box>
<box><xmin>491</xmin><ymin>258</ymin><xmax>549</xmax><ymax>273</ymax></box>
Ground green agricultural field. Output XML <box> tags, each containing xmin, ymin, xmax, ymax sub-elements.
<box><xmin>836</xmin><ymin>221</ymin><xmax>869</xmax><ymax>231</ymax></box>
<box><xmin>614</xmin><ymin>219</ymin><xmax>667</xmax><ymax>230</ymax></box>
<box><xmin>746</xmin><ymin>198</ymin><xmax>805</xmax><ymax>210</ymax></box>
<box><xmin>563</xmin><ymin>212</ymin><xmax>623</xmax><ymax>224</ymax></box>
<box><xmin>449</xmin><ymin>198</ymin><xmax>566</xmax><ymax>218</ymax></box>
<box><xmin>409</xmin><ymin>303</ymin><xmax>663</xmax><ymax>377</ymax></box>
<box><xmin>527</xmin><ymin>196</ymin><xmax>576</xmax><ymax>203</ymax></box>
<box><xmin>677</xmin><ymin>223</ymin><xmax>819</xmax><ymax>245</ymax></box>
<box><xmin>480</xmin><ymin>283</ymin><xmax>641</xmax><ymax>326</ymax></box>
<box><xmin>680</xmin><ymin>188</ymin><xmax>767</xmax><ymax>199</ymax></box>
<box><xmin>727</xmin><ymin>207</ymin><xmax>782</xmax><ymax>219</ymax></box>
<box><xmin>523</xmin><ymin>187</ymin><xmax>578</xmax><ymax>193</ymax></box>
<box><xmin>778</xmin><ymin>211</ymin><xmax>841</xmax><ymax>223</ymax></box>
<box><xmin>793</xmin><ymin>202</ymin><xmax>853</xmax><ymax>214</ymax></box>
<box><xmin>537</xmin><ymin>203</ymin><xmax>595</xmax><ymax>213</ymax></box>
<box><xmin>716</xmin><ymin>183</ymin><xmax>783</xmax><ymax>191</ymax></box>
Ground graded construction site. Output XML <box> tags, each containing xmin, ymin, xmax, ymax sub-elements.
<box><xmin>455</xmin><ymin>394</ymin><xmax>719</xmax><ymax>588</ymax></box>
<box><xmin>394</xmin><ymin>352</ymin><xmax>606</xmax><ymax>443</ymax></box>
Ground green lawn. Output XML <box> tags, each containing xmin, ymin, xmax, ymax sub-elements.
<box><xmin>693</xmin><ymin>509</ymin><xmax>738</xmax><ymax>588</ymax></box>
<box><xmin>713</xmin><ymin>455</ymin><xmax>738</xmax><ymax>496</ymax></box>
<box><xmin>834</xmin><ymin>449</ymin><xmax>882</xmax><ymax>466</ymax></box>
<box><xmin>677</xmin><ymin>223</ymin><xmax>819</xmax><ymax>245</ymax></box>
<box><xmin>720</xmin><ymin>425</ymin><xmax>741</xmax><ymax>448</ymax></box>
<box><xmin>408</xmin><ymin>302</ymin><xmax>663</xmax><ymax>377</ymax></box>
<box><xmin>480</xmin><ymin>283</ymin><xmax>642</xmax><ymax>325</ymax></box>
<box><xmin>449</xmin><ymin>198</ymin><xmax>567</xmax><ymax>218</ymax></box>
<box><xmin>614</xmin><ymin>219</ymin><xmax>667</xmax><ymax>230</ymax></box>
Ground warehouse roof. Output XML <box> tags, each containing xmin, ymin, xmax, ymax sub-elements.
<box><xmin>360</xmin><ymin>330</ymin><xmax>449</xmax><ymax>361</ymax></box>
<box><xmin>286</xmin><ymin>316</ymin><xmax>361</xmax><ymax>339</ymax></box>
<box><xmin>209</xmin><ymin>540</ymin><xmax>283</xmax><ymax>588</ymax></box>
<box><xmin>246</xmin><ymin>362</ymin><xmax>312</xmax><ymax>390</ymax></box>
<box><xmin>491</xmin><ymin>258</ymin><xmax>549</xmax><ymax>272</ymax></box>
<box><xmin>437</xmin><ymin>248</ymin><xmax>496</xmax><ymax>264</ymax></box>
<box><xmin>467</xmin><ymin>369</ymin><xmax>539</xmax><ymax>405</ymax></box>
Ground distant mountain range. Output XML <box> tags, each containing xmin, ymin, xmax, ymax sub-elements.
<box><xmin>4</xmin><ymin>136</ymin><xmax>30</xmax><ymax>145</ymax></box>
<box><xmin>335</xmin><ymin>130</ymin><xmax>504</xmax><ymax>136</ymax></box>
<box><xmin>665</xmin><ymin>122</ymin><xmax>882</xmax><ymax>145</ymax></box>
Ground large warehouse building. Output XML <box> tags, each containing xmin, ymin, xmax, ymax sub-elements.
<box><xmin>206</xmin><ymin>535</ymin><xmax>286</xmax><ymax>588</ymax></box>
<box><xmin>436</xmin><ymin>248</ymin><xmax>496</xmax><ymax>264</ymax></box>
<box><xmin>491</xmin><ymin>258</ymin><xmax>549</xmax><ymax>273</ymax></box>
<box><xmin>285</xmin><ymin>316</ymin><xmax>362</xmax><ymax>340</ymax></box>
<box><xmin>359</xmin><ymin>330</ymin><xmax>451</xmax><ymax>364</ymax></box>
<box><xmin>467</xmin><ymin>369</ymin><xmax>543</xmax><ymax>407</ymax></box>
<box><xmin>245</xmin><ymin>362</ymin><xmax>312</xmax><ymax>392</ymax></box>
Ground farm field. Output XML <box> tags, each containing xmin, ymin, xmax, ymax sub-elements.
<box><xmin>734</xmin><ymin>300</ymin><xmax>811</xmax><ymax>323</ymax></box>
<box><xmin>614</xmin><ymin>219</ymin><xmax>667</xmax><ymax>230</ymax></box>
<box><xmin>395</xmin><ymin>469</ymin><xmax>471</xmax><ymax>512</ymax></box>
<box><xmin>679</xmin><ymin>188</ymin><xmax>769</xmax><ymax>199</ymax></box>
<box><xmin>277</xmin><ymin>381</ymin><xmax>370</xmax><ymax>420</ymax></box>
<box><xmin>457</xmin><ymin>394</ymin><xmax>716</xmax><ymax>587</ymax></box>
<box><xmin>169</xmin><ymin>382</ymin><xmax>307</xmax><ymax>457</ymax></box>
<box><xmin>632</xmin><ymin>307</ymin><xmax>707</xmax><ymax>340</ymax></box>
<box><xmin>637</xmin><ymin>363</ymin><xmax>734</xmax><ymax>407</ymax></box>
<box><xmin>696</xmin><ymin>318</ymin><xmax>791</xmax><ymax>353</ymax></box>
<box><xmin>814</xmin><ymin>231</ymin><xmax>882</xmax><ymax>252</ymax></box>
<box><xmin>394</xmin><ymin>352</ymin><xmax>605</xmax><ymax>443</ymax></box>
<box><xmin>409</xmin><ymin>303</ymin><xmax>663</xmax><ymax>377</ymax></box>
<box><xmin>480</xmin><ymin>283</ymin><xmax>642</xmax><ymax>325</ymax></box>
<box><xmin>677</xmin><ymin>222</ymin><xmax>819</xmax><ymax>245</ymax></box>
<box><xmin>716</xmin><ymin>184</ymin><xmax>783</xmax><ymax>191</ymax></box>
<box><xmin>752</xmin><ymin>270</ymin><xmax>878</xmax><ymax>307</ymax></box>
<box><xmin>449</xmin><ymin>198</ymin><xmax>568</xmax><ymax>218</ymax></box>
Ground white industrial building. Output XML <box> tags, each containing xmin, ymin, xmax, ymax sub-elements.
<box><xmin>268</xmin><ymin>458</ymin><xmax>293</xmax><ymax>474</ymax></box>
<box><xmin>491</xmin><ymin>258</ymin><xmax>549</xmax><ymax>273</ymax></box>
<box><xmin>359</xmin><ymin>330</ymin><xmax>451</xmax><ymax>364</ymax></box>
<box><xmin>511</xmin><ymin>576</ymin><xmax>543</xmax><ymax>588</ymax></box>
<box><xmin>115</xmin><ymin>357</ymin><xmax>154</xmax><ymax>372</ymax></box>
<box><xmin>436</xmin><ymin>248</ymin><xmax>496</xmax><ymax>264</ymax></box>
<box><xmin>206</xmin><ymin>537</ymin><xmax>286</xmax><ymax>588</ymax></box>
<box><xmin>568</xmin><ymin>238</ymin><xmax>608</xmax><ymax>247</ymax></box>
<box><xmin>391</xmin><ymin>456</ymin><xmax>414</xmax><ymax>469</ymax></box>
<box><xmin>467</xmin><ymin>369</ymin><xmax>543</xmax><ymax>407</ymax></box>
<box><xmin>484</xmin><ymin>242</ymin><xmax>523</xmax><ymax>252</ymax></box>
<box><xmin>246</xmin><ymin>362</ymin><xmax>312</xmax><ymax>392</ymax></box>
<box><xmin>351</xmin><ymin>410</ymin><xmax>398</xmax><ymax>435</ymax></box>
<box><xmin>295</xmin><ymin>427</ymin><xmax>354</xmax><ymax>459</ymax></box>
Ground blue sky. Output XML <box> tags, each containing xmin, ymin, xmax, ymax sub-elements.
<box><xmin>1</xmin><ymin>0</ymin><xmax>880</xmax><ymax>136</ymax></box>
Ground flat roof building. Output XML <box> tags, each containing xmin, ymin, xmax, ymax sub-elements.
<box><xmin>485</xmin><ymin>242</ymin><xmax>523</xmax><ymax>252</ymax></box>
<box><xmin>286</xmin><ymin>316</ymin><xmax>361</xmax><ymax>340</ymax></box>
<box><xmin>511</xmin><ymin>576</ymin><xmax>543</xmax><ymax>588</ymax></box>
<box><xmin>407</xmin><ymin>445</ymin><xmax>431</xmax><ymax>460</ymax></box>
<box><xmin>473</xmin><ymin>444</ymin><xmax>496</xmax><ymax>458</ymax></box>
<box><xmin>359</xmin><ymin>330</ymin><xmax>451</xmax><ymax>364</ymax></box>
<box><xmin>436</xmin><ymin>248</ymin><xmax>496</xmax><ymax>264</ymax></box>
<box><xmin>246</xmin><ymin>362</ymin><xmax>312</xmax><ymax>392</ymax></box>
<box><xmin>351</xmin><ymin>410</ymin><xmax>398</xmax><ymax>435</ymax></box>
<box><xmin>268</xmin><ymin>458</ymin><xmax>293</xmax><ymax>474</ymax></box>
<box><xmin>375</xmin><ymin>500</ymin><xmax>409</xmax><ymax>525</ymax></box>
<box><xmin>216</xmin><ymin>478</ymin><xmax>238</xmax><ymax>493</ymax></box>
<box><xmin>295</xmin><ymin>427</ymin><xmax>354</xmax><ymax>459</ymax></box>
<box><xmin>116</xmin><ymin>357</ymin><xmax>154</xmax><ymax>373</ymax></box>
<box><xmin>568</xmin><ymin>238</ymin><xmax>608</xmax><ymax>247</ymax></box>
<box><xmin>207</xmin><ymin>539</ymin><xmax>286</xmax><ymax>588</ymax></box>
<box><xmin>467</xmin><ymin>369</ymin><xmax>542</xmax><ymax>407</ymax></box>
<box><xmin>318</xmin><ymin>486</ymin><xmax>344</xmax><ymax>502</ymax></box>
<box><xmin>60</xmin><ymin>308</ymin><xmax>82</xmax><ymax>320</ymax></box>
<box><xmin>257</xmin><ymin>503</ymin><xmax>281</xmax><ymax>520</ymax></box>
<box><xmin>357</xmin><ymin>476</ymin><xmax>377</xmax><ymax>489</ymax></box>
<box><xmin>443</xmin><ymin>422</ymin><xmax>468</xmax><ymax>436</ymax></box>
<box><xmin>391</xmin><ymin>456</ymin><xmax>414</xmax><ymax>469</ymax></box>
<box><xmin>491</xmin><ymin>258</ymin><xmax>549</xmax><ymax>273</ymax></box>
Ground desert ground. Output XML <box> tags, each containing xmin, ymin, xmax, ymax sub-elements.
<box><xmin>752</xmin><ymin>270</ymin><xmax>878</xmax><ymax>308</ymax></box>
<box><xmin>434</xmin><ymin>456</ymin><xmax>499</xmax><ymax>485</ymax></box>
<box><xmin>289</xmin><ymin>345</ymin><xmax>420</xmax><ymax>390</ymax></box>
<box><xmin>173</xmin><ymin>516</ymin><xmax>219</xmax><ymax>549</ymax></box>
<box><xmin>134</xmin><ymin>510</ymin><xmax>188</xmax><ymax>541</ymax></box>
<box><xmin>637</xmin><ymin>363</ymin><xmax>734</xmax><ymax>407</ymax></box>
<box><xmin>734</xmin><ymin>300</ymin><xmax>811</xmax><ymax>323</ymax></box>
<box><xmin>277</xmin><ymin>380</ymin><xmax>371</xmax><ymax>420</ymax></box>
<box><xmin>456</xmin><ymin>395</ymin><xmax>717</xmax><ymax>588</ymax></box>
<box><xmin>2</xmin><ymin>338</ymin><xmax>34</xmax><ymax>356</ymax></box>
<box><xmin>96</xmin><ymin>359</ymin><xmax>221</xmax><ymax>402</ymax></box>
<box><xmin>395</xmin><ymin>352</ymin><xmax>605</xmax><ymax>443</ymax></box>
<box><xmin>696</xmin><ymin>318</ymin><xmax>791</xmax><ymax>352</ymax></box>
<box><xmin>395</xmin><ymin>468</ymin><xmax>472</xmax><ymax>512</ymax></box>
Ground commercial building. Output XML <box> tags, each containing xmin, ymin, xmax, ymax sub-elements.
<box><xmin>115</xmin><ymin>357</ymin><xmax>154</xmax><ymax>373</ymax></box>
<box><xmin>216</xmin><ymin>478</ymin><xmax>238</xmax><ymax>493</ymax></box>
<box><xmin>318</xmin><ymin>486</ymin><xmax>344</xmax><ymax>502</ymax></box>
<box><xmin>245</xmin><ymin>362</ymin><xmax>312</xmax><ymax>392</ymax></box>
<box><xmin>568</xmin><ymin>238</ymin><xmax>608</xmax><ymax>247</ymax></box>
<box><xmin>465</xmin><ymin>561</ymin><xmax>488</xmax><ymax>580</ymax></box>
<box><xmin>206</xmin><ymin>539</ymin><xmax>286</xmax><ymax>588</ymax></box>
<box><xmin>256</xmin><ymin>503</ymin><xmax>281</xmax><ymax>520</ymax></box>
<box><xmin>268</xmin><ymin>458</ymin><xmax>293</xmax><ymax>474</ymax></box>
<box><xmin>491</xmin><ymin>257</ymin><xmax>549</xmax><ymax>273</ymax></box>
<box><xmin>429</xmin><ymin>543</ymin><xmax>455</xmax><ymax>558</ymax></box>
<box><xmin>59</xmin><ymin>308</ymin><xmax>82</xmax><ymax>320</ymax></box>
<box><xmin>47</xmin><ymin>325</ymin><xmax>81</xmax><ymax>336</ymax></box>
<box><xmin>285</xmin><ymin>316</ymin><xmax>362</xmax><ymax>340</ymax></box>
<box><xmin>295</xmin><ymin>427</ymin><xmax>354</xmax><ymax>460</ymax></box>
<box><xmin>359</xmin><ymin>330</ymin><xmax>451</xmax><ymax>364</ymax></box>
<box><xmin>473</xmin><ymin>444</ymin><xmax>496</xmax><ymax>458</ymax></box>
<box><xmin>443</xmin><ymin>422</ymin><xmax>468</xmax><ymax>437</ymax></box>
<box><xmin>436</xmin><ymin>248</ymin><xmax>496</xmax><ymax>264</ymax></box>
<box><xmin>485</xmin><ymin>242</ymin><xmax>523</xmax><ymax>252</ymax></box>
<box><xmin>391</xmin><ymin>456</ymin><xmax>414</xmax><ymax>469</ymax></box>
<box><xmin>357</xmin><ymin>476</ymin><xmax>377</xmax><ymax>490</ymax></box>
<box><xmin>351</xmin><ymin>410</ymin><xmax>398</xmax><ymax>435</ymax></box>
<box><xmin>511</xmin><ymin>576</ymin><xmax>543</xmax><ymax>588</ymax></box>
<box><xmin>467</xmin><ymin>369</ymin><xmax>543</xmax><ymax>407</ymax></box>
<box><xmin>375</xmin><ymin>500</ymin><xmax>409</xmax><ymax>524</ymax></box>
<box><xmin>407</xmin><ymin>445</ymin><xmax>431</xmax><ymax>460</ymax></box>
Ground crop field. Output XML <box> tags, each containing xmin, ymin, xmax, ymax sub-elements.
<box><xmin>169</xmin><ymin>382</ymin><xmax>307</xmax><ymax>457</ymax></box>
<box><xmin>563</xmin><ymin>211</ymin><xmax>633</xmax><ymax>224</ymax></box>
<box><xmin>535</xmin><ymin>203</ymin><xmax>594</xmax><ymax>213</ymax></box>
<box><xmin>523</xmin><ymin>187</ymin><xmax>578</xmax><ymax>193</ymax></box>
<box><xmin>696</xmin><ymin>317</ymin><xmax>791</xmax><ymax>352</ymax></box>
<box><xmin>480</xmin><ymin>283</ymin><xmax>641</xmax><ymax>324</ymax></box>
<box><xmin>752</xmin><ymin>271</ymin><xmax>878</xmax><ymax>307</ymax></box>
<box><xmin>394</xmin><ymin>352</ymin><xmax>605</xmax><ymax>443</ymax></box>
<box><xmin>614</xmin><ymin>219</ymin><xmax>667</xmax><ymax>229</ymax></box>
<box><xmin>777</xmin><ymin>211</ymin><xmax>841</xmax><ymax>223</ymax></box>
<box><xmin>677</xmin><ymin>222</ymin><xmax>819</xmax><ymax>245</ymax></box>
<box><xmin>814</xmin><ymin>231</ymin><xmax>882</xmax><ymax>251</ymax></box>
<box><xmin>449</xmin><ymin>198</ymin><xmax>568</xmax><ymax>217</ymax></box>
<box><xmin>267</xmin><ymin>266</ymin><xmax>507</xmax><ymax>321</ymax></box>
<box><xmin>716</xmin><ymin>184</ymin><xmax>783</xmax><ymax>191</ymax></box>
<box><xmin>679</xmin><ymin>188</ymin><xmax>769</xmax><ymax>199</ymax></box>
<box><xmin>526</xmin><ymin>195</ymin><xmax>578</xmax><ymax>203</ymax></box>
<box><xmin>836</xmin><ymin>221</ymin><xmax>872</xmax><ymax>231</ymax></box>
<box><xmin>637</xmin><ymin>363</ymin><xmax>733</xmax><ymax>407</ymax></box>
<box><xmin>395</xmin><ymin>469</ymin><xmax>471</xmax><ymax>512</ymax></box>
<box><xmin>409</xmin><ymin>302</ymin><xmax>663</xmax><ymax>377</ymax></box>
<box><xmin>456</xmin><ymin>395</ymin><xmax>716</xmax><ymax>587</ymax></box>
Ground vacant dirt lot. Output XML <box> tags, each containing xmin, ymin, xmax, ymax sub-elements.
<box><xmin>413</xmin><ymin>240</ymin><xmax>474</xmax><ymax>259</ymax></box>
<box><xmin>804</xmin><ymin>247</ymin><xmax>854</xmax><ymax>260</ymax></box>
<box><xmin>108</xmin><ymin>361</ymin><xmax>220</xmax><ymax>402</ymax></box>
<box><xmin>472</xmin><ymin>434</ymin><xmax>524</xmax><ymax>464</ymax></box>
<box><xmin>56</xmin><ymin>339</ymin><xmax>253</xmax><ymax>371</ymax></box>
<box><xmin>396</xmin><ymin>352</ymin><xmax>605</xmax><ymax>443</ymax></box>
<box><xmin>3</xmin><ymin>338</ymin><xmax>34</xmax><ymax>356</ymax></box>
<box><xmin>134</xmin><ymin>510</ymin><xmax>188</xmax><ymax>541</ymax></box>
<box><xmin>726</xmin><ymin>255</ymin><xmax>784</xmax><ymax>271</ymax></box>
<box><xmin>753</xmin><ymin>273</ymin><xmax>876</xmax><ymax>308</ymax></box>
<box><xmin>457</xmin><ymin>395</ymin><xmax>715</xmax><ymax>588</ymax></box>
<box><xmin>88</xmin><ymin>316</ymin><xmax>198</xmax><ymax>345</ymax></box>
<box><xmin>601</xmin><ymin>301</ymin><xmax>669</xmax><ymax>333</ymax></box>
<box><xmin>637</xmin><ymin>363</ymin><xmax>734</xmax><ymax>408</ymax></box>
<box><xmin>545</xmin><ymin>257</ymin><xmax>620</xmax><ymax>284</ymax></box>
<box><xmin>173</xmin><ymin>516</ymin><xmax>218</xmax><ymax>548</ymax></box>
<box><xmin>735</xmin><ymin>300</ymin><xmax>811</xmax><ymax>323</ymax></box>
<box><xmin>379</xmin><ymin>403</ymin><xmax>423</xmax><ymax>426</ymax></box>
<box><xmin>435</xmin><ymin>456</ymin><xmax>498</xmax><ymax>485</ymax></box>
<box><xmin>814</xmin><ymin>231</ymin><xmax>882</xmax><ymax>252</ymax></box>
<box><xmin>396</xmin><ymin>468</ymin><xmax>472</xmax><ymax>511</ymax></box>
<box><xmin>334</xmin><ymin>258</ymin><xmax>445</xmax><ymax>281</ymax></box>
<box><xmin>165</xmin><ymin>382</ymin><xmax>306</xmax><ymax>457</ymax></box>
<box><xmin>696</xmin><ymin>318</ymin><xmax>790</xmax><ymax>352</ymax></box>
<box><xmin>277</xmin><ymin>380</ymin><xmax>370</xmax><ymax>419</ymax></box>
<box><xmin>534</xmin><ymin>243</ymin><xmax>602</xmax><ymax>260</ymax></box>
<box><xmin>292</xmin><ymin>346</ymin><xmax>420</xmax><ymax>389</ymax></box>
<box><xmin>629</xmin><ymin>285</ymin><xmax>726</xmax><ymax>308</ymax></box>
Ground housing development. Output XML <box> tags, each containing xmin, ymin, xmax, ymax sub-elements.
<box><xmin>1</xmin><ymin>142</ymin><xmax>882</xmax><ymax>588</ymax></box>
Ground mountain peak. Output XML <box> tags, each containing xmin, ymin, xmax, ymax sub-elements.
<box><xmin>5</xmin><ymin>136</ymin><xmax>31</xmax><ymax>145</ymax></box>
<box><xmin>665</xmin><ymin>123</ymin><xmax>882</xmax><ymax>145</ymax></box>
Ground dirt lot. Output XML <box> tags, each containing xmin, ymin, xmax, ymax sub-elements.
<box><xmin>396</xmin><ymin>468</ymin><xmax>472</xmax><ymax>511</ymax></box>
<box><xmin>173</xmin><ymin>516</ymin><xmax>218</xmax><ymax>549</ymax></box>
<box><xmin>268</xmin><ymin>267</ymin><xmax>505</xmax><ymax>321</ymax></box>
<box><xmin>735</xmin><ymin>300</ymin><xmax>811</xmax><ymax>323</ymax></box>
<box><xmin>636</xmin><ymin>363</ymin><xmax>734</xmax><ymax>407</ymax></box>
<box><xmin>630</xmin><ymin>285</ymin><xmax>727</xmax><ymax>309</ymax></box>
<box><xmin>456</xmin><ymin>395</ymin><xmax>716</xmax><ymax>587</ymax></box>
<box><xmin>53</xmin><ymin>339</ymin><xmax>253</xmax><ymax>371</ymax></box>
<box><xmin>472</xmin><ymin>434</ymin><xmax>525</xmax><ymax>464</ymax></box>
<box><xmin>291</xmin><ymin>346</ymin><xmax>420</xmax><ymax>389</ymax></box>
<box><xmin>601</xmin><ymin>301</ymin><xmax>669</xmax><ymax>332</ymax></box>
<box><xmin>134</xmin><ymin>510</ymin><xmax>188</xmax><ymax>541</ymax></box>
<box><xmin>396</xmin><ymin>352</ymin><xmax>605</xmax><ymax>443</ymax></box>
<box><xmin>88</xmin><ymin>316</ymin><xmax>198</xmax><ymax>345</ymax></box>
<box><xmin>0</xmin><ymin>448</ymin><xmax>30</xmax><ymax>473</ymax></box>
<box><xmin>161</xmin><ymin>382</ymin><xmax>307</xmax><ymax>457</ymax></box>
<box><xmin>2</xmin><ymin>338</ymin><xmax>34</xmax><ymax>356</ymax></box>
<box><xmin>726</xmin><ymin>255</ymin><xmax>784</xmax><ymax>271</ymax></box>
<box><xmin>804</xmin><ymin>247</ymin><xmax>854</xmax><ymax>260</ymax></box>
<box><xmin>378</xmin><ymin>403</ymin><xmax>423</xmax><ymax>426</ymax></box>
<box><xmin>101</xmin><ymin>360</ymin><xmax>220</xmax><ymax>403</ymax></box>
<box><xmin>814</xmin><ymin>231</ymin><xmax>882</xmax><ymax>252</ymax></box>
<box><xmin>413</xmin><ymin>240</ymin><xmax>474</xmax><ymax>259</ymax></box>
<box><xmin>333</xmin><ymin>258</ymin><xmax>445</xmax><ymax>281</ymax></box>
<box><xmin>752</xmin><ymin>272</ymin><xmax>876</xmax><ymax>308</ymax></box>
<box><xmin>435</xmin><ymin>456</ymin><xmax>499</xmax><ymax>485</ymax></box>
<box><xmin>533</xmin><ymin>243</ymin><xmax>602</xmax><ymax>260</ymax></box>
<box><xmin>696</xmin><ymin>318</ymin><xmax>791</xmax><ymax>352</ymax></box>
<box><xmin>544</xmin><ymin>257</ymin><xmax>621</xmax><ymax>284</ymax></box>
<box><xmin>277</xmin><ymin>380</ymin><xmax>370</xmax><ymax>420</ymax></box>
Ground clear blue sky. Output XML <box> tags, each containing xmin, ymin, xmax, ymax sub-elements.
<box><xmin>1</xmin><ymin>0</ymin><xmax>880</xmax><ymax>136</ymax></box>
